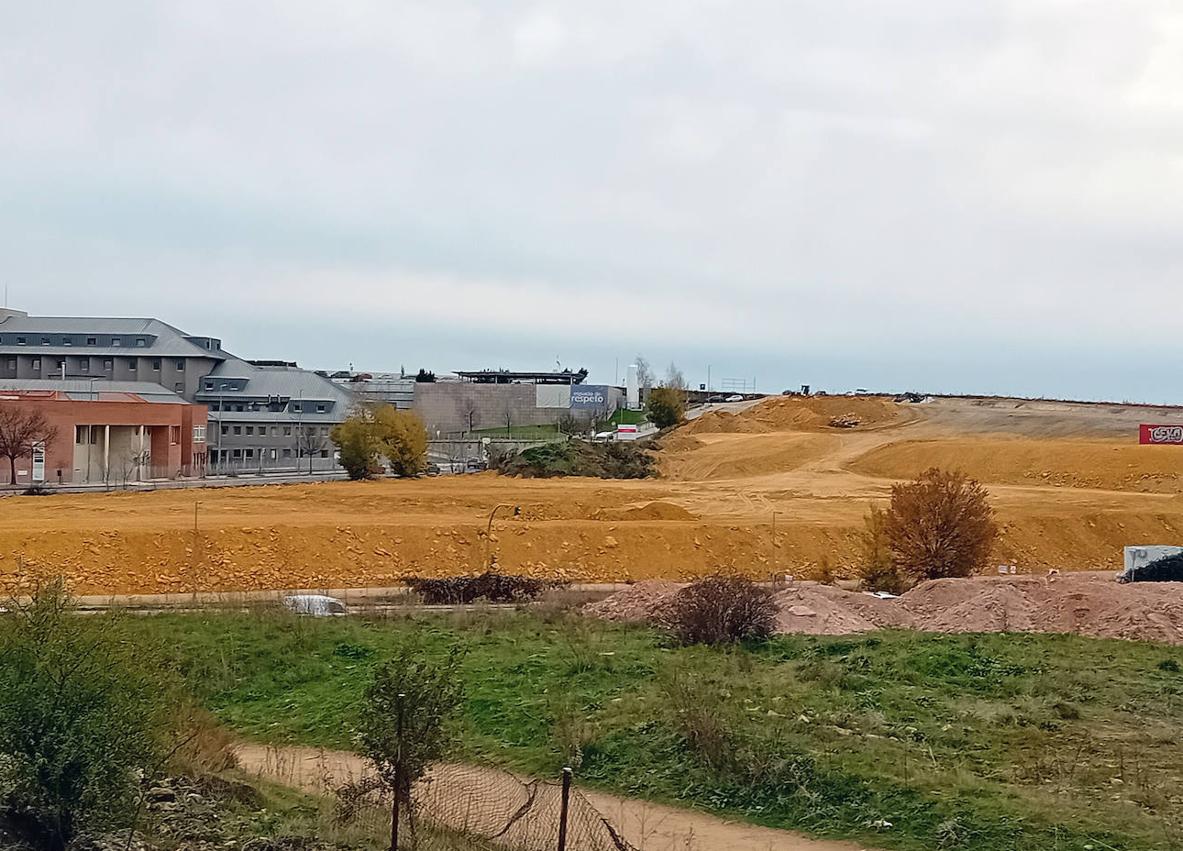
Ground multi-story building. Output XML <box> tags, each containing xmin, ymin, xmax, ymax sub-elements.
<box><xmin>0</xmin><ymin>380</ymin><xmax>207</xmax><ymax>485</ymax></box>
<box><xmin>0</xmin><ymin>308</ymin><xmax>355</xmax><ymax>474</ymax></box>
<box><xmin>199</xmin><ymin>356</ymin><xmax>354</xmax><ymax>472</ymax></box>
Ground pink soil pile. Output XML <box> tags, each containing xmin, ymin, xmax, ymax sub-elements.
<box><xmin>903</xmin><ymin>574</ymin><xmax>1183</xmax><ymax>644</ymax></box>
<box><xmin>584</xmin><ymin>581</ymin><xmax>682</xmax><ymax>622</ymax></box>
<box><xmin>585</xmin><ymin>573</ymin><xmax>1183</xmax><ymax>645</ymax></box>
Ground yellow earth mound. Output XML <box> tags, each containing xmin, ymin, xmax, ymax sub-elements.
<box><xmin>683</xmin><ymin>396</ymin><xmax>900</xmax><ymax>435</ymax></box>
<box><xmin>851</xmin><ymin>438</ymin><xmax>1183</xmax><ymax>493</ymax></box>
<box><xmin>661</xmin><ymin>433</ymin><xmax>839</xmax><ymax>481</ymax></box>
<box><xmin>595</xmin><ymin>501</ymin><xmax>698</xmax><ymax>521</ymax></box>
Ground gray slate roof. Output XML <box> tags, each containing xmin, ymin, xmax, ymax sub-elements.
<box><xmin>199</xmin><ymin>358</ymin><xmax>356</xmax><ymax>419</ymax></box>
<box><xmin>0</xmin><ymin>312</ymin><xmax>228</xmax><ymax>358</ymax></box>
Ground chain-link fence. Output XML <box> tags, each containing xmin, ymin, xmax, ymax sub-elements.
<box><xmin>242</xmin><ymin>745</ymin><xmax>634</xmax><ymax>851</ymax></box>
<box><xmin>338</xmin><ymin>764</ymin><xmax>633</xmax><ymax>851</ymax></box>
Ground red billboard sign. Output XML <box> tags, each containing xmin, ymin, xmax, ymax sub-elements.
<box><xmin>1140</xmin><ymin>424</ymin><xmax>1183</xmax><ymax>445</ymax></box>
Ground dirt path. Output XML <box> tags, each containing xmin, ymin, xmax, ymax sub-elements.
<box><xmin>235</xmin><ymin>744</ymin><xmax>875</xmax><ymax>851</ymax></box>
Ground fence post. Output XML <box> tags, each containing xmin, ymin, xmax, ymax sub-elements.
<box><xmin>391</xmin><ymin>692</ymin><xmax>406</xmax><ymax>851</ymax></box>
<box><xmin>556</xmin><ymin>766</ymin><xmax>573</xmax><ymax>851</ymax></box>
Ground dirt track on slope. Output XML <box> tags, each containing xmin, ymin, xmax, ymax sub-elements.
<box><xmin>236</xmin><ymin>744</ymin><xmax>872</xmax><ymax>851</ymax></box>
<box><xmin>4</xmin><ymin>395</ymin><xmax>1183</xmax><ymax>594</ymax></box>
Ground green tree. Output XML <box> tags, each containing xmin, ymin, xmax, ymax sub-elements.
<box><xmin>646</xmin><ymin>386</ymin><xmax>685</xmax><ymax>429</ymax></box>
<box><xmin>0</xmin><ymin>579</ymin><xmax>170</xmax><ymax>851</ymax></box>
<box><xmin>354</xmin><ymin>647</ymin><xmax>465</xmax><ymax>850</ymax></box>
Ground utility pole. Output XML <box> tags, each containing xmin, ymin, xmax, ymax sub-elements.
<box><xmin>556</xmin><ymin>767</ymin><xmax>573</xmax><ymax>851</ymax></box>
<box><xmin>391</xmin><ymin>692</ymin><xmax>406</xmax><ymax>851</ymax></box>
<box><xmin>771</xmin><ymin>510</ymin><xmax>778</xmax><ymax>580</ymax></box>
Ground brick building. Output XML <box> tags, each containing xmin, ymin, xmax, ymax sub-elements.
<box><xmin>0</xmin><ymin>380</ymin><xmax>207</xmax><ymax>486</ymax></box>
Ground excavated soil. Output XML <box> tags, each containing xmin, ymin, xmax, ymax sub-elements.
<box><xmin>5</xmin><ymin>395</ymin><xmax>1183</xmax><ymax>595</ymax></box>
<box><xmin>588</xmin><ymin>573</ymin><xmax>1183</xmax><ymax>645</ymax></box>
<box><xmin>683</xmin><ymin>396</ymin><xmax>901</xmax><ymax>435</ymax></box>
<box><xmin>851</xmin><ymin>437</ymin><xmax>1183</xmax><ymax>494</ymax></box>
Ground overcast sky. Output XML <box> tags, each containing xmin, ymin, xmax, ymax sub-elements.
<box><xmin>2</xmin><ymin>2</ymin><xmax>1181</xmax><ymax>400</ymax></box>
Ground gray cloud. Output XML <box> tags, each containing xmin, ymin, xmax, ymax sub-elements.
<box><xmin>2</xmin><ymin>1</ymin><xmax>1181</xmax><ymax>400</ymax></box>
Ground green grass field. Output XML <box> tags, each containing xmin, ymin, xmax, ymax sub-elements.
<box><xmin>127</xmin><ymin>610</ymin><xmax>1183</xmax><ymax>851</ymax></box>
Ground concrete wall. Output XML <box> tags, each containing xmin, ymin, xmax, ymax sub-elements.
<box><xmin>414</xmin><ymin>382</ymin><xmax>539</xmax><ymax>435</ymax></box>
<box><xmin>413</xmin><ymin>382</ymin><xmax>625</xmax><ymax>435</ymax></box>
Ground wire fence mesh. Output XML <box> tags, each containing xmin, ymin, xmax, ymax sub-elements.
<box><xmin>243</xmin><ymin>745</ymin><xmax>635</xmax><ymax>851</ymax></box>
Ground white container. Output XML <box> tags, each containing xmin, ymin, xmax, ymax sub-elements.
<box><xmin>1122</xmin><ymin>546</ymin><xmax>1183</xmax><ymax>579</ymax></box>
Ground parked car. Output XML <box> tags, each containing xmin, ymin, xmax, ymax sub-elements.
<box><xmin>725</xmin><ymin>394</ymin><xmax>744</xmax><ymax>402</ymax></box>
<box><xmin>282</xmin><ymin>594</ymin><xmax>348</xmax><ymax>616</ymax></box>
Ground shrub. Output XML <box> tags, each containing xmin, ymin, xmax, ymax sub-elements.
<box><xmin>331</xmin><ymin>412</ymin><xmax>382</xmax><ymax>480</ymax></box>
<box><xmin>858</xmin><ymin>506</ymin><xmax>908</xmax><ymax>594</ymax></box>
<box><xmin>0</xmin><ymin>579</ymin><xmax>170</xmax><ymax>851</ymax></box>
<box><xmin>646</xmin><ymin>386</ymin><xmax>685</xmax><ymax>429</ymax></box>
<box><xmin>884</xmin><ymin>468</ymin><xmax>998</xmax><ymax>581</ymax></box>
<box><xmin>663</xmin><ymin>574</ymin><xmax>778</xmax><ymax>646</ymax></box>
<box><xmin>331</xmin><ymin>404</ymin><xmax>429</xmax><ymax>480</ymax></box>
<box><xmin>374</xmin><ymin>407</ymin><xmax>428</xmax><ymax>477</ymax></box>
<box><xmin>345</xmin><ymin>646</ymin><xmax>464</xmax><ymax>842</ymax></box>
<box><xmin>405</xmin><ymin>572</ymin><xmax>551</xmax><ymax>604</ymax></box>
<box><xmin>493</xmin><ymin>440</ymin><xmax>655</xmax><ymax>479</ymax></box>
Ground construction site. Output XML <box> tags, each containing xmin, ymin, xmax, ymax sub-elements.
<box><xmin>6</xmin><ymin>393</ymin><xmax>1183</xmax><ymax>601</ymax></box>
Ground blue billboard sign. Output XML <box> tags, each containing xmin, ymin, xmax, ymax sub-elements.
<box><xmin>570</xmin><ymin>384</ymin><xmax>611</xmax><ymax>410</ymax></box>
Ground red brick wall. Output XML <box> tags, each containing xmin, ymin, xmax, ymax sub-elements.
<box><xmin>0</xmin><ymin>395</ymin><xmax>207</xmax><ymax>485</ymax></box>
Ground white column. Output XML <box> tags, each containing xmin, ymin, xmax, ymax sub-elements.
<box><xmin>138</xmin><ymin>426</ymin><xmax>145</xmax><ymax>481</ymax></box>
<box><xmin>103</xmin><ymin>424</ymin><xmax>110</xmax><ymax>481</ymax></box>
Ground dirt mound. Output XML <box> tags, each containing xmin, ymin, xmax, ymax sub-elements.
<box><xmin>660</xmin><ymin>433</ymin><xmax>838</xmax><ymax>481</ymax></box>
<box><xmin>587</xmin><ymin>574</ymin><xmax>1183</xmax><ymax>645</ymax></box>
<box><xmin>682</xmin><ymin>410</ymin><xmax>774</xmax><ymax>435</ymax></box>
<box><xmin>685</xmin><ymin>396</ymin><xmax>900</xmax><ymax>436</ymax></box>
<box><xmin>850</xmin><ymin>437</ymin><xmax>1183</xmax><ymax>493</ymax></box>
<box><xmin>907</xmin><ymin>582</ymin><xmax>1042</xmax><ymax>633</ymax></box>
<box><xmin>900</xmin><ymin>574</ymin><xmax>1183</xmax><ymax>644</ymax></box>
<box><xmin>583</xmin><ymin>581</ymin><xmax>680</xmax><ymax>621</ymax></box>
<box><xmin>659</xmin><ymin>432</ymin><xmax>706</xmax><ymax>453</ymax></box>
<box><xmin>773</xmin><ymin>585</ymin><xmax>882</xmax><ymax>634</ymax></box>
<box><xmin>595</xmin><ymin>501</ymin><xmax>697</xmax><ymax>521</ymax></box>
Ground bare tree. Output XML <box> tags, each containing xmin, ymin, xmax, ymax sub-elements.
<box><xmin>634</xmin><ymin>355</ymin><xmax>654</xmax><ymax>393</ymax></box>
<box><xmin>460</xmin><ymin>398</ymin><xmax>480</xmax><ymax>434</ymax></box>
<box><xmin>664</xmin><ymin>361</ymin><xmax>687</xmax><ymax>391</ymax></box>
<box><xmin>0</xmin><ymin>407</ymin><xmax>58</xmax><ymax>486</ymax></box>
<box><xmin>295</xmin><ymin>425</ymin><xmax>329</xmax><ymax>474</ymax></box>
<box><xmin>118</xmin><ymin>450</ymin><xmax>152</xmax><ymax>487</ymax></box>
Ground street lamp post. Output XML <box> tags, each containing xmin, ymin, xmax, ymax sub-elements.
<box><xmin>485</xmin><ymin>503</ymin><xmax>521</xmax><ymax>570</ymax></box>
